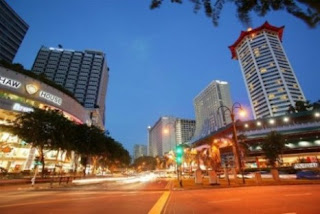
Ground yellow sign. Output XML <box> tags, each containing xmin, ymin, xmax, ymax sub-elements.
<box><xmin>26</xmin><ymin>84</ymin><xmax>38</xmax><ymax>95</ymax></box>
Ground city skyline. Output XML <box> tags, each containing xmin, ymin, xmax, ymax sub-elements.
<box><xmin>7</xmin><ymin>1</ymin><xmax>320</xmax><ymax>154</ymax></box>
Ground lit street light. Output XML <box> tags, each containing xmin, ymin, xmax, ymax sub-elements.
<box><xmin>218</xmin><ymin>102</ymin><xmax>246</xmax><ymax>184</ymax></box>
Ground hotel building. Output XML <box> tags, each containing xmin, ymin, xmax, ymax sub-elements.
<box><xmin>133</xmin><ymin>144</ymin><xmax>147</xmax><ymax>161</ymax></box>
<box><xmin>229</xmin><ymin>22</ymin><xmax>305</xmax><ymax>119</ymax></box>
<box><xmin>31</xmin><ymin>46</ymin><xmax>109</xmax><ymax>128</ymax></box>
<box><xmin>148</xmin><ymin>117</ymin><xmax>195</xmax><ymax>157</ymax></box>
<box><xmin>193</xmin><ymin>80</ymin><xmax>233</xmax><ymax>141</ymax></box>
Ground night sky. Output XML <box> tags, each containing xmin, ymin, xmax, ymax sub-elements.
<box><xmin>8</xmin><ymin>1</ymin><xmax>320</xmax><ymax>156</ymax></box>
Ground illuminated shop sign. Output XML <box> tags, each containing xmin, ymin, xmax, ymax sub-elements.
<box><xmin>26</xmin><ymin>84</ymin><xmax>38</xmax><ymax>95</ymax></box>
<box><xmin>0</xmin><ymin>76</ymin><xmax>21</xmax><ymax>89</ymax></box>
<box><xmin>39</xmin><ymin>90</ymin><xmax>62</xmax><ymax>106</ymax></box>
<box><xmin>12</xmin><ymin>103</ymin><xmax>34</xmax><ymax>113</ymax></box>
<box><xmin>294</xmin><ymin>163</ymin><xmax>319</xmax><ymax>169</ymax></box>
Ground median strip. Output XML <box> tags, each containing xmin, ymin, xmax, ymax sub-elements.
<box><xmin>148</xmin><ymin>191</ymin><xmax>170</xmax><ymax>214</ymax></box>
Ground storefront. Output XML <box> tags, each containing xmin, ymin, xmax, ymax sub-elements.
<box><xmin>0</xmin><ymin>66</ymin><xmax>90</xmax><ymax>172</ymax></box>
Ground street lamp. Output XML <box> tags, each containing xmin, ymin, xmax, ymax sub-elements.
<box><xmin>162</xmin><ymin>118</ymin><xmax>184</xmax><ymax>187</ymax></box>
<box><xmin>218</xmin><ymin>102</ymin><xmax>246</xmax><ymax>184</ymax></box>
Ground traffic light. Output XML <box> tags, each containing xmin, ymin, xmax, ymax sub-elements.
<box><xmin>175</xmin><ymin>145</ymin><xmax>184</xmax><ymax>165</ymax></box>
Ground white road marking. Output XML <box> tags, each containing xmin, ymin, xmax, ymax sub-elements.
<box><xmin>284</xmin><ymin>193</ymin><xmax>312</xmax><ymax>197</ymax></box>
<box><xmin>209</xmin><ymin>199</ymin><xmax>241</xmax><ymax>203</ymax></box>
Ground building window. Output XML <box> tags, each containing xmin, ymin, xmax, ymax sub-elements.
<box><xmin>260</xmin><ymin>68</ymin><xmax>267</xmax><ymax>73</ymax></box>
<box><xmin>281</xmin><ymin>95</ymin><xmax>287</xmax><ymax>100</ymax></box>
<box><xmin>269</xmin><ymin>94</ymin><xmax>275</xmax><ymax>99</ymax></box>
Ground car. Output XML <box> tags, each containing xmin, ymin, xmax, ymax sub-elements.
<box><xmin>296</xmin><ymin>170</ymin><xmax>320</xmax><ymax>179</ymax></box>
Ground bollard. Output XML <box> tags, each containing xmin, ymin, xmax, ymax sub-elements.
<box><xmin>50</xmin><ymin>177</ymin><xmax>54</xmax><ymax>188</ymax></box>
<box><xmin>31</xmin><ymin>176</ymin><xmax>36</xmax><ymax>187</ymax></box>
<box><xmin>179</xmin><ymin>179</ymin><xmax>183</xmax><ymax>188</ymax></box>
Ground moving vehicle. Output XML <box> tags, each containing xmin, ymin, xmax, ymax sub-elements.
<box><xmin>296</xmin><ymin>170</ymin><xmax>320</xmax><ymax>179</ymax></box>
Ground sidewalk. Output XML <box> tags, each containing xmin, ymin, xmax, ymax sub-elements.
<box><xmin>172</xmin><ymin>177</ymin><xmax>320</xmax><ymax>190</ymax></box>
<box><xmin>0</xmin><ymin>176</ymin><xmax>78</xmax><ymax>191</ymax></box>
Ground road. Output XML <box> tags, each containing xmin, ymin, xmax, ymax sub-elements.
<box><xmin>165</xmin><ymin>185</ymin><xmax>320</xmax><ymax>214</ymax></box>
<box><xmin>0</xmin><ymin>178</ymin><xmax>169</xmax><ymax>214</ymax></box>
<box><xmin>0</xmin><ymin>178</ymin><xmax>319</xmax><ymax>214</ymax></box>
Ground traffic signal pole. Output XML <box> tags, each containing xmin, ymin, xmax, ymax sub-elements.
<box><xmin>175</xmin><ymin>145</ymin><xmax>184</xmax><ymax>188</ymax></box>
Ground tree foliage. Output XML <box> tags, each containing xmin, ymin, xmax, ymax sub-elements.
<box><xmin>260</xmin><ymin>131</ymin><xmax>286</xmax><ymax>168</ymax></box>
<box><xmin>4</xmin><ymin>108</ymin><xmax>72</xmax><ymax>175</ymax></box>
<box><xmin>150</xmin><ymin>0</ymin><xmax>320</xmax><ymax>28</ymax></box>
<box><xmin>287</xmin><ymin>100</ymin><xmax>317</xmax><ymax>113</ymax></box>
<box><xmin>133</xmin><ymin>156</ymin><xmax>157</xmax><ymax>171</ymax></box>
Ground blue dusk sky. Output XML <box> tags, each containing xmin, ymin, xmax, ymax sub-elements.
<box><xmin>8</xmin><ymin>1</ymin><xmax>320</xmax><ymax>156</ymax></box>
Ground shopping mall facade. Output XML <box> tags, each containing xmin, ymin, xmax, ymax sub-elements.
<box><xmin>0</xmin><ymin>65</ymin><xmax>91</xmax><ymax>172</ymax></box>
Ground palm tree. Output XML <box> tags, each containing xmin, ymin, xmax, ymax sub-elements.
<box><xmin>238</xmin><ymin>134</ymin><xmax>249</xmax><ymax>167</ymax></box>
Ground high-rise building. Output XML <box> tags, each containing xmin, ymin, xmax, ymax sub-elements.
<box><xmin>229</xmin><ymin>22</ymin><xmax>305</xmax><ymax>119</ymax></box>
<box><xmin>0</xmin><ymin>0</ymin><xmax>29</xmax><ymax>62</ymax></box>
<box><xmin>133</xmin><ymin>144</ymin><xmax>147</xmax><ymax>160</ymax></box>
<box><xmin>148</xmin><ymin>117</ymin><xmax>195</xmax><ymax>157</ymax></box>
<box><xmin>193</xmin><ymin>80</ymin><xmax>232</xmax><ymax>141</ymax></box>
<box><xmin>31</xmin><ymin>46</ymin><xmax>109</xmax><ymax>128</ymax></box>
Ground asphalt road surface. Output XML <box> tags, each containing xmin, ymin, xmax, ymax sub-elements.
<box><xmin>0</xmin><ymin>179</ymin><xmax>169</xmax><ymax>214</ymax></box>
<box><xmin>165</xmin><ymin>184</ymin><xmax>320</xmax><ymax>214</ymax></box>
<box><xmin>1</xmin><ymin>179</ymin><xmax>319</xmax><ymax>214</ymax></box>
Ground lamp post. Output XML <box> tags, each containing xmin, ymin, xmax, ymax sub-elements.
<box><xmin>218</xmin><ymin>102</ymin><xmax>246</xmax><ymax>184</ymax></box>
<box><xmin>147</xmin><ymin>126</ymin><xmax>151</xmax><ymax>156</ymax></box>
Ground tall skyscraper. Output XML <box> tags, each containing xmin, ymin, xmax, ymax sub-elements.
<box><xmin>148</xmin><ymin>117</ymin><xmax>195</xmax><ymax>157</ymax></box>
<box><xmin>229</xmin><ymin>22</ymin><xmax>305</xmax><ymax>119</ymax></box>
<box><xmin>31</xmin><ymin>46</ymin><xmax>109</xmax><ymax>128</ymax></box>
<box><xmin>0</xmin><ymin>0</ymin><xmax>29</xmax><ymax>62</ymax></box>
<box><xmin>193</xmin><ymin>80</ymin><xmax>232</xmax><ymax>141</ymax></box>
<box><xmin>133</xmin><ymin>144</ymin><xmax>147</xmax><ymax>161</ymax></box>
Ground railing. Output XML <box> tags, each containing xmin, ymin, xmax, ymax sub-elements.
<box><xmin>239</xmin><ymin>121</ymin><xmax>320</xmax><ymax>136</ymax></box>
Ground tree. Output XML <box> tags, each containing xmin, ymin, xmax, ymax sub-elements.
<box><xmin>150</xmin><ymin>0</ymin><xmax>320</xmax><ymax>28</ymax></box>
<box><xmin>312</xmin><ymin>100</ymin><xmax>320</xmax><ymax>110</ymax></box>
<box><xmin>133</xmin><ymin>156</ymin><xmax>156</xmax><ymax>171</ymax></box>
<box><xmin>1</xmin><ymin>108</ymin><xmax>73</xmax><ymax>177</ymax></box>
<box><xmin>287</xmin><ymin>104</ymin><xmax>296</xmax><ymax>114</ymax></box>
<box><xmin>295</xmin><ymin>100</ymin><xmax>312</xmax><ymax>112</ymax></box>
<box><xmin>260</xmin><ymin>131</ymin><xmax>286</xmax><ymax>168</ymax></box>
<box><xmin>238</xmin><ymin>134</ymin><xmax>249</xmax><ymax>166</ymax></box>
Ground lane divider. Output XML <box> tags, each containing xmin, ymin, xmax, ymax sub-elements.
<box><xmin>148</xmin><ymin>191</ymin><xmax>170</xmax><ymax>214</ymax></box>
